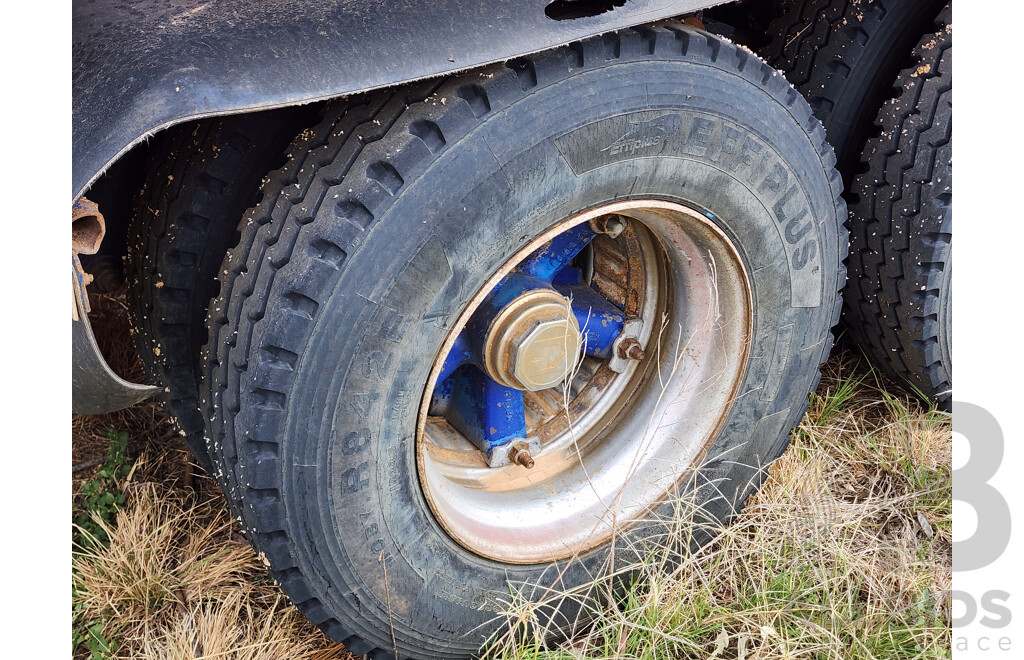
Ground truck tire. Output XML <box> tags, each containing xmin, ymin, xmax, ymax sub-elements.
<box><xmin>202</xmin><ymin>23</ymin><xmax>846</xmax><ymax>658</ymax></box>
<box><xmin>762</xmin><ymin>0</ymin><xmax>944</xmax><ymax>175</ymax></box>
<box><xmin>126</xmin><ymin>109</ymin><xmax>315</xmax><ymax>469</ymax></box>
<box><xmin>845</xmin><ymin>4</ymin><xmax>952</xmax><ymax>409</ymax></box>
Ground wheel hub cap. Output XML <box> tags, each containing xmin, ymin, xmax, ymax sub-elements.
<box><xmin>483</xmin><ymin>289</ymin><xmax>581</xmax><ymax>391</ymax></box>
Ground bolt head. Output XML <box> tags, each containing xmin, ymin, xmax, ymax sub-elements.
<box><xmin>484</xmin><ymin>289</ymin><xmax>582</xmax><ymax>391</ymax></box>
<box><xmin>508</xmin><ymin>442</ymin><xmax>536</xmax><ymax>469</ymax></box>
<box><xmin>616</xmin><ymin>337</ymin><xmax>645</xmax><ymax>361</ymax></box>
<box><xmin>590</xmin><ymin>214</ymin><xmax>628</xmax><ymax>238</ymax></box>
<box><xmin>511</xmin><ymin>317</ymin><xmax>582</xmax><ymax>391</ymax></box>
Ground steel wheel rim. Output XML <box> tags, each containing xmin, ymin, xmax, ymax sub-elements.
<box><xmin>416</xmin><ymin>200</ymin><xmax>753</xmax><ymax>564</ymax></box>
<box><xmin>939</xmin><ymin>257</ymin><xmax>952</xmax><ymax>381</ymax></box>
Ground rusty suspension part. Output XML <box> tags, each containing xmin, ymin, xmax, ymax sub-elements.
<box><xmin>72</xmin><ymin>198</ymin><xmax>106</xmax><ymax>320</ymax></box>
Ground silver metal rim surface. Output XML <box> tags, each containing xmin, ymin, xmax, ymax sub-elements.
<box><xmin>416</xmin><ymin>200</ymin><xmax>753</xmax><ymax>564</ymax></box>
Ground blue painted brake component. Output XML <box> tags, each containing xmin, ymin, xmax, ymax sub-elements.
<box><xmin>556</xmin><ymin>284</ymin><xmax>625</xmax><ymax>360</ymax></box>
<box><xmin>445</xmin><ymin>368</ymin><xmax>527</xmax><ymax>453</ymax></box>
<box><xmin>517</xmin><ymin>222</ymin><xmax>599</xmax><ymax>280</ymax></box>
<box><xmin>434</xmin><ymin>222</ymin><xmax>626</xmax><ymax>457</ymax></box>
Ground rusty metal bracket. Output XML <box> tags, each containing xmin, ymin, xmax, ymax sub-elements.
<box><xmin>72</xmin><ymin>198</ymin><xmax>105</xmax><ymax>320</ymax></box>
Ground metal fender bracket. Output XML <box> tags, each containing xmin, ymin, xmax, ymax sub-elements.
<box><xmin>72</xmin><ymin>200</ymin><xmax>159</xmax><ymax>415</ymax></box>
<box><xmin>73</xmin><ymin>261</ymin><xmax>160</xmax><ymax>414</ymax></box>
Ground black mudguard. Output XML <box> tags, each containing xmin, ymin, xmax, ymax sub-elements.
<box><xmin>72</xmin><ymin>0</ymin><xmax>718</xmax><ymax>200</ymax></box>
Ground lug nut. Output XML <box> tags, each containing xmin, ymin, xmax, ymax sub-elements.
<box><xmin>617</xmin><ymin>338</ymin><xmax>645</xmax><ymax>361</ymax></box>
<box><xmin>508</xmin><ymin>443</ymin><xmax>535</xmax><ymax>469</ymax></box>
<box><xmin>589</xmin><ymin>214</ymin><xmax>627</xmax><ymax>239</ymax></box>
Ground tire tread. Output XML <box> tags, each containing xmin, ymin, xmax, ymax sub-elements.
<box><xmin>844</xmin><ymin>4</ymin><xmax>952</xmax><ymax>408</ymax></box>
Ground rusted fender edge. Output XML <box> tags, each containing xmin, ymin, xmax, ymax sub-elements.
<box><xmin>72</xmin><ymin>260</ymin><xmax>159</xmax><ymax>414</ymax></box>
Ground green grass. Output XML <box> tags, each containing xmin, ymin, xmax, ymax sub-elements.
<box><xmin>73</xmin><ymin>428</ymin><xmax>134</xmax><ymax>659</ymax></box>
<box><xmin>73</xmin><ymin>429</ymin><xmax>133</xmax><ymax>550</ymax></box>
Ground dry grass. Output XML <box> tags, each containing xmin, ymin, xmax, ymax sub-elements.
<box><xmin>75</xmin><ymin>484</ymin><xmax>256</xmax><ymax>632</ymax></box>
<box><xmin>71</xmin><ymin>291</ymin><xmax>353</xmax><ymax>660</ymax></box>
<box><xmin>488</xmin><ymin>347</ymin><xmax>951</xmax><ymax>660</ymax></box>
<box><xmin>71</xmin><ymin>457</ymin><xmax>341</xmax><ymax>659</ymax></box>
<box><xmin>72</xmin><ymin>292</ymin><xmax>950</xmax><ymax>659</ymax></box>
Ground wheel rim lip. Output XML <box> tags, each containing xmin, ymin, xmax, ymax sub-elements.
<box><xmin>938</xmin><ymin>256</ymin><xmax>952</xmax><ymax>383</ymax></box>
<box><xmin>416</xmin><ymin>200</ymin><xmax>753</xmax><ymax>564</ymax></box>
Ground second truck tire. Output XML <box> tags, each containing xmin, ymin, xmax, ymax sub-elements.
<box><xmin>126</xmin><ymin>108</ymin><xmax>316</xmax><ymax>468</ymax></box>
<box><xmin>845</xmin><ymin>4</ymin><xmax>952</xmax><ymax>408</ymax></box>
<box><xmin>762</xmin><ymin>0</ymin><xmax>945</xmax><ymax>174</ymax></box>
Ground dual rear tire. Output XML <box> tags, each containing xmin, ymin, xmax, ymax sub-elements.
<box><xmin>844</xmin><ymin>4</ymin><xmax>953</xmax><ymax>409</ymax></box>
<box><xmin>756</xmin><ymin>0</ymin><xmax>952</xmax><ymax>408</ymax></box>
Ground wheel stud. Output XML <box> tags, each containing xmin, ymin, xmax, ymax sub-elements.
<box><xmin>508</xmin><ymin>442</ymin><xmax>535</xmax><ymax>469</ymax></box>
<box><xmin>617</xmin><ymin>338</ymin><xmax>645</xmax><ymax>361</ymax></box>
<box><xmin>589</xmin><ymin>214</ymin><xmax>627</xmax><ymax>238</ymax></box>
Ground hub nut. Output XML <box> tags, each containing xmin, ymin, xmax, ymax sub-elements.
<box><xmin>589</xmin><ymin>214</ymin><xmax>628</xmax><ymax>238</ymax></box>
<box><xmin>507</xmin><ymin>442</ymin><xmax>536</xmax><ymax>469</ymax></box>
<box><xmin>483</xmin><ymin>289</ymin><xmax>582</xmax><ymax>391</ymax></box>
<box><xmin>617</xmin><ymin>337</ymin><xmax>646</xmax><ymax>361</ymax></box>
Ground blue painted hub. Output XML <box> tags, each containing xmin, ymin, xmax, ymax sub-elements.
<box><xmin>433</xmin><ymin>222</ymin><xmax>628</xmax><ymax>458</ymax></box>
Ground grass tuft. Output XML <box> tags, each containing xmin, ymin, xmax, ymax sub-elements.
<box><xmin>485</xmin><ymin>347</ymin><xmax>951</xmax><ymax>660</ymax></box>
<box><xmin>142</xmin><ymin>589</ymin><xmax>318</xmax><ymax>660</ymax></box>
<box><xmin>71</xmin><ymin>472</ymin><xmax>336</xmax><ymax>659</ymax></box>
